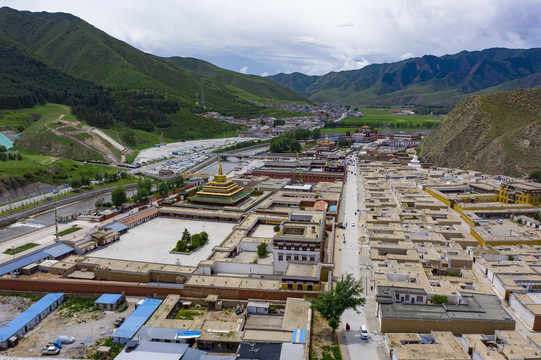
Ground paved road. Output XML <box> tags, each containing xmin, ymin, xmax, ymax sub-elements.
<box><xmin>338</xmin><ymin>162</ymin><xmax>389</xmax><ymax>360</ymax></box>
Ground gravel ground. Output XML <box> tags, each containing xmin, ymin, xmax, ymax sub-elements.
<box><xmin>4</xmin><ymin>299</ymin><xmax>135</xmax><ymax>358</ymax></box>
<box><xmin>0</xmin><ymin>297</ymin><xmax>33</xmax><ymax>328</ymax></box>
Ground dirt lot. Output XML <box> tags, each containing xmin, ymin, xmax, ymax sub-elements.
<box><xmin>4</xmin><ymin>297</ymin><xmax>136</xmax><ymax>358</ymax></box>
<box><xmin>311</xmin><ymin>311</ymin><xmax>340</xmax><ymax>359</ymax></box>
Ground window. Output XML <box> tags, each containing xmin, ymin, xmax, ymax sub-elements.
<box><xmin>302</xmin><ymin>246</ymin><xmax>307</xmax><ymax>251</ymax></box>
<box><xmin>302</xmin><ymin>256</ymin><xmax>307</xmax><ymax>261</ymax></box>
<box><xmin>405</xmin><ymin>295</ymin><xmax>410</xmax><ymax>301</ymax></box>
<box><xmin>294</xmin><ymin>256</ymin><xmax>299</xmax><ymax>260</ymax></box>
<box><xmin>416</xmin><ymin>296</ymin><xmax>423</xmax><ymax>302</ymax></box>
<box><xmin>295</xmin><ymin>246</ymin><xmax>300</xmax><ymax>250</ymax></box>
<box><xmin>278</xmin><ymin>255</ymin><xmax>283</xmax><ymax>261</ymax></box>
<box><xmin>310</xmin><ymin>247</ymin><xmax>316</xmax><ymax>251</ymax></box>
<box><xmin>307</xmin><ymin>285</ymin><xmax>313</xmax><ymax>291</ymax></box>
<box><xmin>310</xmin><ymin>257</ymin><xmax>315</xmax><ymax>262</ymax></box>
<box><xmin>278</xmin><ymin>245</ymin><xmax>283</xmax><ymax>250</ymax></box>
<box><xmin>286</xmin><ymin>246</ymin><xmax>291</xmax><ymax>250</ymax></box>
<box><xmin>286</xmin><ymin>255</ymin><xmax>291</xmax><ymax>261</ymax></box>
<box><xmin>288</xmin><ymin>283</ymin><xmax>293</xmax><ymax>289</ymax></box>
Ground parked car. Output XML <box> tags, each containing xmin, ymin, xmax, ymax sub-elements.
<box><xmin>41</xmin><ymin>345</ymin><xmax>60</xmax><ymax>355</ymax></box>
<box><xmin>360</xmin><ymin>325</ymin><xmax>369</xmax><ymax>340</ymax></box>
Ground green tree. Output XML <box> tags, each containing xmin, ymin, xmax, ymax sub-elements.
<box><xmin>311</xmin><ymin>128</ymin><xmax>321</xmax><ymax>140</ymax></box>
<box><xmin>273</xmin><ymin>225</ymin><xmax>280</xmax><ymax>232</ymax></box>
<box><xmin>530</xmin><ymin>170</ymin><xmax>541</xmax><ymax>182</ymax></box>
<box><xmin>306</xmin><ymin>273</ymin><xmax>366</xmax><ymax>330</ymax></box>
<box><xmin>181</xmin><ymin>228</ymin><xmax>191</xmax><ymax>244</ymax></box>
<box><xmin>173</xmin><ymin>175</ymin><xmax>184</xmax><ymax>188</ymax></box>
<box><xmin>191</xmin><ymin>233</ymin><xmax>202</xmax><ymax>247</ymax></box>
<box><xmin>71</xmin><ymin>178</ymin><xmax>82</xmax><ymax>189</ymax></box>
<box><xmin>111</xmin><ymin>186</ymin><xmax>127</xmax><ymax>208</ymax></box>
<box><xmin>81</xmin><ymin>174</ymin><xmax>91</xmax><ymax>187</ymax></box>
<box><xmin>290</xmin><ymin>139</ymin><xmax>301</xmax><ymax>152</ymax></box>
<box><xmin>535</xmin><ymin>212</ymin><xmax>541</xmax><ymax>222</ymax></box>
<box><xmin>257</xmin><ymin>243</ymin><xmax>269</xmax><ymax>258</ymax></box>
<box><xmin>176</xmin><ymin>240</ymin><xmax>187</xmax><ymax>252</ymax></box>
<box><xmin>273</xmin><ymin>119</ymin><xmax>285</xmax><ymax>127</ymax></box>
<box><xmin>260</xmin><ymin>119</ymin><xmax>266</xmax><ymax>126</ymax></box>
<box><xmin>200</xmin><ymin>231</ymin><xmax>209</xmax><ymax>243</ymax></box>
<box><xmin>432</xmin><ymin>295</ymin><xmax>448</xmax><ymax>305</ymax></box>
<box><xmin>157</xmin><ymin>181</ymin><xmax>169</xmax><ymax>195</ymax></box>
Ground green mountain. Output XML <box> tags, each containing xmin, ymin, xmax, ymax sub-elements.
<box><xmin>0</xmin><ymin>7</ymin><xmax>306</xmax><ymax>132</ymax></box>
<box><xmin>270</xmin><ymin>48</ymin><xmax>541</xmax><ymax>106</ymax></box>
<box><xmin>419</xmin><ymin>88</ymin><xmax>541</xmax><ymax>176</ymax></box>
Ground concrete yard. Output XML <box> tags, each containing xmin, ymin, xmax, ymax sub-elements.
<box><xmin>250</xmin><ymin>224</ymin><xmax>276</xmax><ymax>238</ymax></box>
<box><xmin>91</xmin><ymin>217</ymin><xmax>235</xmax><ymax>266</ymax></box>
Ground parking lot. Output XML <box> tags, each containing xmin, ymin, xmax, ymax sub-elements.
<box><xmin>134</xmin><ymin>137</ymin><xmax>245</xmax><ymax>164</ymax></box>
<box><xmin>91</xmin><ymin>217</ymin><xmax>235</xmax><ymax>266</ymax></box>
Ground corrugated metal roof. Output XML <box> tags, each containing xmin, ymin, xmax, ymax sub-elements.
<box><xmin>115</xmin><ymin>341</ymin><xmax>189</xmax><ymax>360</ymax></box>
<box><xmin>279</xmin><ymin>343</ymin><xmax>304</xmax><ymax>360</ymax></box>
<box><xmin>107</xmin><ymin>221</ymin><xmax>128</xmax><ymax>233</ymax></box>
<box><xmin>0</xmin><ymin>251</ymin><xmax>49</xmax><ymax>276</ymax></box>
<box><xmin>181</xmin><ymin>347</ymin><xmax>207</xmax><ymax>360</ymax></box>
<box><xmin>0</xmin><ymin>293</ymin><xmax>64</xmax><ymax>342</ymax></box>
<box><xmin>95</xmin><ymin>293</ymin><xmax>123</xmax><ymax>305</ymax></box>
<box><xmin>113</xmin><ymin>298</ymin><xmax>162</xmax><ymax>341</ymax></box>
<box><xmin>43</xmin><ymin>243</ymin><xmax>74</xmax><ymax>258</ymax></box>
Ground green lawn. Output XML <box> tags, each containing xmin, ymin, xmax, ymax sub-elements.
<box><xmin>3</xmin><ymin>243</ymin><xmax>40</xmax><ymax>255</ymax></box>
<box><xmin>58</xmin><ymin>227</ymin><xmax>82</xmax><ymax>237</ymax></box>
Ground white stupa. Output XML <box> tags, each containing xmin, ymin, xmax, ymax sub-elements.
<box><xmin>408</xmin><ymin>154</ymin><xmax>421</xmax><ymax>170</ymax></box>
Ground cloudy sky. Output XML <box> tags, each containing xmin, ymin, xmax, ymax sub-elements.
<box><xmin>4</xmin><ymin>0</ymin><xmax>541</xmax><ymax>76</ymax></box>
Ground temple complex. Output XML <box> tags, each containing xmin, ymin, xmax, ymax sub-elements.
<box><xmin>187</xmin><ymin>163</ymin><xmax>250</xmax><ymax>207</ymax></box>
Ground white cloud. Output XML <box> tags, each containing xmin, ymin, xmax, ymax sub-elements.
<box><xmin>261</xmin><ymin>72</ymin><xmax>269</xmax><ymax>77</ymax></box>
<box><xmin>3</xmin><ymin>0</ymin><xmax>541</xmax><ymax>75</ymax></box>
<box><xmin>400</xmin><ymin>53</ymin><xmax>414</xmax><ymax>60</ymax></box>
<box><xmin>239</xmin><ymin>66</ymin><xmax>248</xmax><ymax>74</ymax></box>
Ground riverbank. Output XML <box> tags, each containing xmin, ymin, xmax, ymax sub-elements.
<box><xmin>0</xmin><ymin>183</ymin><xmax>138</xmax><ymax>228</ymax></box>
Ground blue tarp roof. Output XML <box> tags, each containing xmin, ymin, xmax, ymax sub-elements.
<box><xmin>0</xmin><ymin>293</ymin><xmax>64</xmax><ymax>342</ymax></box>
<box><xmin>0</xmin><ymin>133</ymin><xmax>14</xmax><ymax>149</ymax></box>
<box><xmin>329</xmin><ymin>205</ymin><xmax>337</xmax><ymax>212</ymax></box>
<box><xmin>176</xmin><ymin>330</ymin><xmax>201</xmax><ymax>339</ymax></box>
<box><xmin>0</xmin><ymin>251</ymin><xmax>49</xmax><ymax>276</ymax></box>
<box><xmin>108</xmin><ymin>222</ymin><xmax>128</xmax><ymax>233</ymax></box>
<box><xmin>43</xmin><ymin>243</ymin><xmax>74</xmax><ymax>258</ymax></box>
<box><xmin>292</xmin><ymin>329</ymin><xmax>307</xmax><ymax>344</ymax></box>
<box><xmin>114</xmin><ymin>298</ymin><xmax>162</xmax><ymax>341</ymax></box>
<box><xmin>95</xmin><ymin>293</ymin><xmax>123</xmax><ymax>305</ymax></box>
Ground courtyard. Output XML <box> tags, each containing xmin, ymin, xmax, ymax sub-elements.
<box><xmin>91</xmin><ymin>217</ymin><xmax>235</xmax><ymax>266</ymax></box>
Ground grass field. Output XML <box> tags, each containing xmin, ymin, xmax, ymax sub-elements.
<box><xmin>327</xmin><ymin>108</ymin><xmax>442</xmax><ymax>132</ymax></box>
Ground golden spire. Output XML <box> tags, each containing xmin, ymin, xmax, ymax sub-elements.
<box><xmin>214</xmin><ymin>162</ymin><xmax>227</xmax><ymax>183</ymax></box>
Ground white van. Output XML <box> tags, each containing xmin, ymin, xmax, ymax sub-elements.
<box><xmin>360</xmin><ymin>325</ymin><xmax>369</xmax><ymax>340</ymax></box>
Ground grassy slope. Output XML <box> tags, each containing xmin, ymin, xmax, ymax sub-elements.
<box><xmin>0</xmin><ymin>7</ymin><xmax>306</xmax><ymax>117</ymax></box>
<box><xmin>2</xmin><ymin>103</ymin><xmax>105</xmax><ymax>161</ymax></box>
<box><xmin>419</xmin><ymin>88</ymin><xmax>541</xmax><ymax>176</ymax></box>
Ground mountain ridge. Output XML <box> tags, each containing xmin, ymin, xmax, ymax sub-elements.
<box><xmin>269</xmin><ymin>48</ymin><xmax>541</xmax><ymax>106</ymax></box>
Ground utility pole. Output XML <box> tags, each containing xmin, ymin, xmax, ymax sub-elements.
<box><xmin>201</xmin><ymin>79</ymin><xmax>205</xmax><ymax>108</ymax></box>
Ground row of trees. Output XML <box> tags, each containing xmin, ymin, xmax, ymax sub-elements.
<box><xmin>269</xmin><ymin>128</ymin><xmax>321</xmax><ymax>153</ymax></box>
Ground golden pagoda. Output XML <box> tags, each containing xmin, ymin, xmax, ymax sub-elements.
<box><xmin>188</xmin><ymin>163</ymin><xmax>250</xmax><ymax>207</ymax></box>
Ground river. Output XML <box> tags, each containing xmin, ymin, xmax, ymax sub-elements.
<box><xmin>0</xmin><ymin>189</ymin><xmax>136</xmax><ymax>241</ymax></box>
